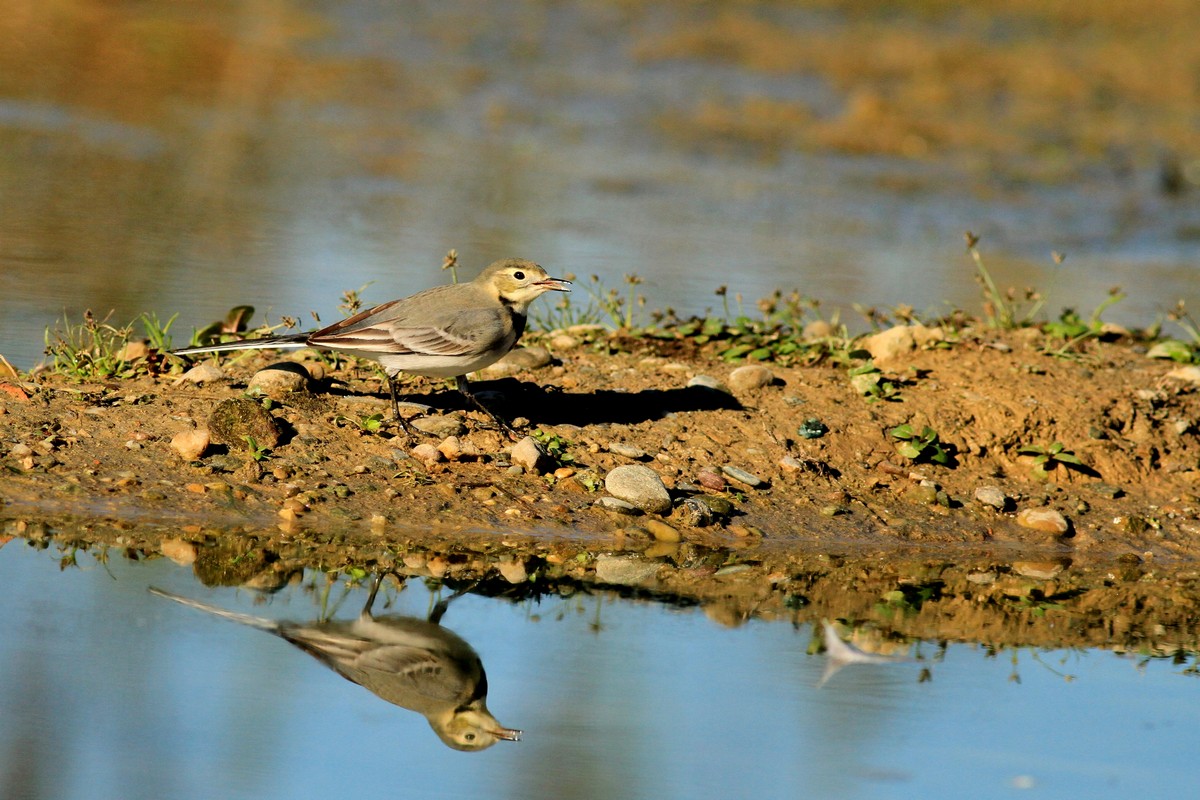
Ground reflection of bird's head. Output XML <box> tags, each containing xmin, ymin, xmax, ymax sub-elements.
<box><xmin>430</xmin><ymin>706</ymin><xmax>522</xmax><ymax>752</ymax></box>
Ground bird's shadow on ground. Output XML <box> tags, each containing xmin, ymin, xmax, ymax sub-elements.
<box><xmin>428</xmin><ymin>378</ymin><xmax>744</xmax><ymax>426</ymax></box>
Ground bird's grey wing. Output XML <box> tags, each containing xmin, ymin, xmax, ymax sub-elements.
<box><xmin>310</xmin><ymin>301</ymin><xmax>508</xmax><ymax>358</ymax></box>
<box><xmin>348</xmin><ymin>644</ymin><xmax>473</xmax><ymax>708</ymax></box>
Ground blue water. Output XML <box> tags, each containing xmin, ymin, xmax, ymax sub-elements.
<box><xmin>0</xmin><ymin>540</ymin><xmax>1194</xmax><ymax>800</ymax></box>
<box><xmin>1</xmin><ymin>1</ymin><xmax>1198</xmax><ymax>370</ymax></box>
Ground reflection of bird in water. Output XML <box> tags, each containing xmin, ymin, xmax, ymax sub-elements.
<box><xmin>817</xmin><ymin>619</ymin><xmax>912</xmax><ymax>688</ymax></box>
<box><xmin>149</xmin><ymin>575</ymin><xmax>521</xmax><ymax>751</ymax></box>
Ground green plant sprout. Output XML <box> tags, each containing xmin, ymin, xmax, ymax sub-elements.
<box><xmin>890</xmin><ymin>423</ymin><xmax>954</xmax><ymax>466</ymax></box>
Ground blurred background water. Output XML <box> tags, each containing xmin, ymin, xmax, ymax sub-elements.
<box><xmin>1</xmin><ymin>540</ymin><xmax>1197</xmax><ymax>800</ymax></box>
<box><xmin>1</xmin><ymin>0</ymin><xmax>1199</xmax><ymax>369</ymax></box>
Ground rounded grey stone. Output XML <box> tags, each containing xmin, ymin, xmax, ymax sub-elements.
<box><xmin>604</xmin><ymin>464</ymin><xmax>672</xmax><ymax>514</ymax></box>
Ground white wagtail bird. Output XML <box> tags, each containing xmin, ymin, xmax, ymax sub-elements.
<box><xmin>149</xmin><ymin>576</ymin><xmax>521</xmax><ymax>751</ymax></box>
<box><xmin>170</xmin><ymin>258</ymin><xmax>570</xmax><ymax>433</ymax></box>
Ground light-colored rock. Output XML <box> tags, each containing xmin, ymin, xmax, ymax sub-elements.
<box><xmin>643</xmin><ymin>518</ymin><xmax>682</xmax><ymax>542</ymax></box>
<box><xmin>974</xmin><ymin>485</ymin><xmax>1009</xmax><ymax>511</ymax></box>
<box><xmin>595</xmin><ymin>497</ymin><xmax>642</xmax><ymax>515</ymax></box>
<box><xmin>159</xmin><ymin>538</ymin><xmax>197</xmax><ymax>565</ymax></box>
<box><xmin>481</xmin><ymin>345</ymin><xmax>552</xmax><ymax>377</ymax></box>
<box><xmin>722</xmin><ymin>465</ymin><xmax>767</xmax><ymax>489</ymax></box>
<box><xmin>687</xmin><ymin>374</ymin><xmax>731</xmax><ymax>394</ymax></box>
<box><xmin>728</xmin><ymin>364</ymin><xmax>775</xmax><ymax>392</ymax></box>
<box><xmin>803</xmin><ymin>320</ymin><xmax>836</xmax><ymax>339</ymax></box>
<box><xmin>248</xmin><ymin>364</ymin><xmax>309</xmax><ymax>394</ymax></box>
<box><xmin>1012</xmin><ymin>561</ymin><xmax>1065</xmax><ymax>580</ymax></box>
<box><xmin>1016</xmin><ymin>507</ymin><xmax>1070</xmax><ymax>535</ymax></box>
<box><xmin>549</xmin><ymin>334</ymin><xmax>579</xmax><ymax>351</ymax></box>
<box><xmin>1166</xmin><ymin>365</ymin><xmax>1200</xmax><ymax>385</ymax></box>
<box><xmin>118</xmin><ymin>340</ymin><xmax>150</xmax><ymax>361</ymax></box>
<box><xmin>170</xmin><ymin>428</ymin><xmax>210</xmax><ymax>461</ymax></box>
<box><xmin>175</xmin><ymin>364</ymin><xmax>225</xmax><ymax>385</ymax></box>
<box><xmin>497</xmin><ymin>558</ymin><xmax>528</xmax><ymax>584</ymax></box>
<box><xmin>861</xmin><ymin>323</ymin><xmax>945</xmax><ymax>365</ymax></box>
<box><xmin>595</xmin><ymin>554</ymin><xmax>660</xmax><ymax>586</ymax></box>
<box><xmin>511</xmin><ymin>436</ymin><xmax>553</xmax><ymax>474</ymax></box>
<box><xmin>437</xmin><ymin>436</ymin><xmax>463</xmax><ymax>461</ymax></box>
<box><xmin>608</xmin><ymin>442</ymin><xmax>648</xmax><ymax>460</ymax></box>
<box><xmin>605</xmin><ymin>465</ymin><xmax>673</xmax><ymax>514</ymax></box>
<box><xmin>412</xmin><ymin>415</ymin><xmax>466</xmax><ymax>438</ymax></box>
<box><xmin>411</xmin><ymin>443</ymin><xmax>443</xmax><ymax>468</ymax></box>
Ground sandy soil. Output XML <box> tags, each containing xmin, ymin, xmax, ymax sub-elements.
<box><xmin>4</xmin><ymin>323</ymin><xmax>1200</xmax><ymax>652</ymax></box>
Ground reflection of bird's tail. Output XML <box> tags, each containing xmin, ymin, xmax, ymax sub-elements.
<box><xmin>148</xmin><ymin>587</ymin><xmax>280</xmax><ymax>633</ymax></box>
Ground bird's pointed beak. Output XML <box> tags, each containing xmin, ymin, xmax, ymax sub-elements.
<box><xmin>534</xmin><ymin>277</ymin><xmax>571</xmax><ymax>293</ymax></box>
<box><xmin>491</xmin><ymin>726</ymin><xmax>523</xmax><ymax>742</ymax></box>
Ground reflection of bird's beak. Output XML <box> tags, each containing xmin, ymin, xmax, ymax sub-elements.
<box><xmin>491</xmin><ymin>727</ymin><xmax>523</xmax><ymax>742</ymax></box>
<box><xmin>535</xmin><ymin>278</ymin><xmax>572</xmax><ymax>293</ymax></box>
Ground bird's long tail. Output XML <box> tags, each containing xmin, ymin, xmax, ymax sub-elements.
<box><xmin>148</xmin><ymin>587</ymin><xmax>281</xmax><ymax>633</ymax></box>
<box><xmin>170</xmin><ymin>332</ymin><xmax>311</xmax><ymax>357</ymax></box>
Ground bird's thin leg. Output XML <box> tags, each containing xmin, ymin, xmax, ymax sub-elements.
<box><xmin>455</xmin><ymin>376</ymin><xmax>518</xmax><ymax>440</ymax></box>
<box><xmin>385</xmin><ymin>373</ymin><xmax>425</xmax><ymax>438</ymax></box>
<box><xmin>362</xmin><ymin>571</ymin><xmax>401</xmax><ymax>619</ymax></box>
<box><xmin>428</xmin><ymin>581</ymin><xmax>479</xmax><ymax>625</ymax></box>
<box><xmin>363</xmin><ymin>573</ymin><xmax>384</xmax><ymax>619</ymax></box>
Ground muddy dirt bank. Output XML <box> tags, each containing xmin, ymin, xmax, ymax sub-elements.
<box><xmin>4</xmin><ymin>323</ymin><xmax>1200</xmax><ymax>650</ymax></box>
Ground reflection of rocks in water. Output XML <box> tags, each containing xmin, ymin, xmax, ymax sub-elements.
<box><xmin>149</xmin><ymin>575</ymin><xmax>520</xmax><ymax>751</ymax></box>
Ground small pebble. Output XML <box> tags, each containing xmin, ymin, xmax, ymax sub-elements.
<box><xmin>796</xmin><ymin>418</ymin><xmax>829</xmax><ymax>439</ymax></box>
<box><xmin>675</xmin><ymin>497</ymin><xmax>714</xmax><ymax>527</ymax></box>
<box><xmin>411</xmin><ymin>415</ymin><xmax>466</xmax><ymax>438</ymax></box>
<box><xmin>728</xmin><ymin>365</ymin><xmax>774</xmax><ymax>392</ymax></box>
<box><xmin>159</xmin><ymin>538</ymin><xmax>197</xmax><ymax>565</ymax></box>
<box><xmin>643</xmin><ymin>519</ymin><xmax>682</xmax><ymax>543</ymax></box>
<box><xmin>511</xmin><ymin>436</ymin><xmax>553</xmax><ymax>474</ymax></box>
<box><xmin>595</xmin><ymin>554</ymin><xmax>660</xmax><ymax>586</ymax></box>
<box><xmin>687</xmin><ymin>375</ymin><xmax>731</xmax><ymax>394</ymax></box>
<box><xmin>170</xmin><ymin>428</ymin><xmax>211</xmax><ymax>461</ymax></box>
<box><xmin>608</xmin><ymin>442</ymin><xmax>648</xmax><ymax>460</ymax></box>
<box><xmin>175</xmin><ymin>364</ymin><xmax>224</xmax><ymax>385</ymax></box>
<box><xmin>248</xmin><ymin>365</ymin><xmax>309</xmax><ymax>395</ymax></box>
<box><xmin>497</xmin><ymin>558</ymin><xmax>528</xmax><ymax>584</ymax></box>
<box><xmin>974</xmin><ymin>485</ymin><xmax>1009</xmax><ymax>511</ymax></box>
<box><xmin>411</xmin><ymin>443</ymin><xmax>443</xmax><ymax>468</ymax></box>
<box><xmin>595</xmin><ymin>497</ymin><xmax>642</xmax><ymax>515</ymax></box>
<box><xmin>697</xmin><ymin>469</ymin><xmax>727</xmax><ymax>491</ymax></box>
<box><xmin>721</xmin><ymin>465</ymin><xmax>767</xmax><ymax>489</ymax></box>
<box><xmin>1012</xmin><ymin>561</ymin><xmax>1065</xmax><ymax>580</ymax></box>
<box><xmin>1016</xmin><ymin>507</ymin><xmax>1070</xmax><ymax>535</ymax></box>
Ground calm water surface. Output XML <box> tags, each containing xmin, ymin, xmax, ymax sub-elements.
<box><xmin>0</xmin><ymin>542</ymin><xmax>1195</xmax><ymax>800</ymax></box>
<box><xmin>1</xmin><ymin>1</ymin><xmax>1198</xmax><ymax>369</ymax></box>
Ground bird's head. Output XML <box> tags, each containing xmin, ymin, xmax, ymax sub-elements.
<box><xmin>475</xmin><ymin>258</ymin><xmax>571</xmax><ymax>313</ymax></box>
<box><xmin>430</xmin><ymin>707</ymin><xmax>522</xmax><ymax>752</ymax></box>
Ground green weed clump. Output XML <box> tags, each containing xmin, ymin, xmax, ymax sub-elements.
<box><xmin>44</xmin><ymin>310</ymin><xmax>178</xmax><ymax>380</ymax></box>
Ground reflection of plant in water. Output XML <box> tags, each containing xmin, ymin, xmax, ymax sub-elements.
<box><xmin>1005</xmin><ymin>647</ymin><xmax>1080</xmax><ymax>684</ymax></box>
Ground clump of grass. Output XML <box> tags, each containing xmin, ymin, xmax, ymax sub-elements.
<box><xmin>1148</xmin><ymin>300</ymin><xmax>1200</xmax><ymax>363</ymax></box>
<box><xmin>966</xmin><ymin>231</ymin><xmax>1044</xmax><ymax>329</ymax></box>
<box><xmin>44</xmin><ymin>309</ymin><xmax>179</xmax><ymax>380</ymax></box>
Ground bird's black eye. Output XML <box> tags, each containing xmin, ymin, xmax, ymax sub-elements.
<box><xmin>513</xmin><ymin>271</ymin><xmax>525</xmax><ymax>280</ymax></box>
<box><xmin>464</xmin><ymin>733</ymin><xmax>476</xmax><ymax>741</ymax></box>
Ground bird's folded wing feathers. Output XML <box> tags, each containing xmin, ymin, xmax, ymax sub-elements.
<box><xmin>309</xmin><ymin>306</ymin><xmax>508</xmax><ymax>358</ymax></box>
<box><xmin>352</xmin><ymin>644</ymin><xmax>466</xmax><ymax>702</ymax></box>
